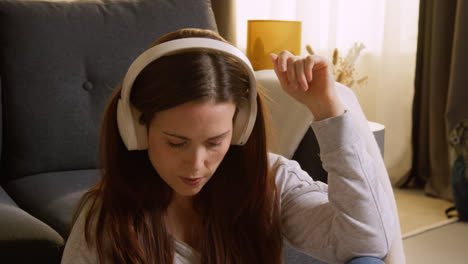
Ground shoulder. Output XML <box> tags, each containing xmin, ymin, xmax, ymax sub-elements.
<box><xmin>73</xmin><ymin>195</ymin><xmax>102</xmax><ymax>233</ymax></box>
<box><xmin>62</xmin><ymin>195</ymin><xmax>101</xmax><ymax>263</ymax></box>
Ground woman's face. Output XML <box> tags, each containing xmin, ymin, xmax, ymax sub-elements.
<box><xmin>148</xmin><ymin>100</ymin><xmax>236</xmax><ymax>198</ymax></box>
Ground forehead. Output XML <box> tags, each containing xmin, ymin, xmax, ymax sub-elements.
<box><xmin>149</xmin><ymin>100</ymin><xmax>236</xmax><ymax>132</ymax></box>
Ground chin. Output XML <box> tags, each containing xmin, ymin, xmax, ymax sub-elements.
<box><xmin>177</xmin><ymin>182</ymin><xmax>206</xmax><ymax>196</ymax></box>
<box><xmin>177</xmin><ymin>188</ymin><xmax>202</xmax><ymax>198</ymax></box>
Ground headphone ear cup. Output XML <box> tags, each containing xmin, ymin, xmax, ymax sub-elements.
<box><xmin>232</xmin><ymin>98</ymin><xmax>255</xmax><ymax>145</ymax></box>
<box><xmin>117</xmin><ymin>99</ymin><xmax>148</xmax><ymax>150</ymax></box>
<box><xmin>133</xmin><ymin>111</ymin><xmax>149</xmax><ymax>150</ymax></box>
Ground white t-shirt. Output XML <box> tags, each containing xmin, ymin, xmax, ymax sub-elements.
<box><xmin>62</xmin><ymin>111</ymin><xmax>395</xmax><ymax>264</ymax></box>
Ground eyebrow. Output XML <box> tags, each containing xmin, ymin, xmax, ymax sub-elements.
<box><xmin>162</xmin><ymin>130</ymin><xmax>231</xmax><ymax>141</ymax></box>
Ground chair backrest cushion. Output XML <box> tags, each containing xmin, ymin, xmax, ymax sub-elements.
<box><xmin>0</xmin><ymin>0</ymin><xmax>217</xmax><ymax>180</ymax></box>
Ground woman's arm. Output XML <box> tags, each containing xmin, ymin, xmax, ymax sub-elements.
<box><xmin>272</xmin><ymin>111</ymin><xmax>395</xmax><ymax>263</ymax></box>
<box><xmin>270</xmin><ymin>52</ymin><xmax>396</xmax><ymax>263</ymax></box>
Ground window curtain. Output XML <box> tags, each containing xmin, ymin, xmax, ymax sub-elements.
<box><xmin>404</xmin><ymin>0</ymin><xmax>468</xmax><ymax>201</ymax></box>
<box><xmin>234</xmin><ymin>0</ymin><xmax>419</xmax><ymax>185</ymax></box>
<box><xmin>210</xmin><ymin>0</ymin><xmax>237</xmax><ymax>44</ymax></box>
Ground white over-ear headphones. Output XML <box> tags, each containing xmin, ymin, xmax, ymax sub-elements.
<box><xmin>117</xmin><ymin>37</ymin><xmax>258</xmax><ymax>151</ymax></box>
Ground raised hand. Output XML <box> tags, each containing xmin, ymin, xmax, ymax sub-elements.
<box><xmin>270</xmin><ymin>51</ymin><xmax>345</xmax><ymax>121</ymax></box>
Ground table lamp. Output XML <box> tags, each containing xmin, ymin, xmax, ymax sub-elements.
<box><xmin>246</xmin><ymin>20</ymin><xmax>302</xmax><ymax>71</ymax></box>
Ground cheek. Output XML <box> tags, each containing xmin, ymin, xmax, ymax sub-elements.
<box><xmin>209</xmin><ymin>143</ymin><xmax>231</xmax><ymax>166</ymax></box>
<box><xmin>147</xmin><ymin>137</ymin><xmax>173</xmax><ymax>172</ymax></box>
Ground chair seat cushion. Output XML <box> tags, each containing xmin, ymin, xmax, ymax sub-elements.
<box><xmin>0</xmin><ymin>186</ymin><xmax>63</xmax><ymax>263</ymax></box>
<box><xmin>6</xmin><ymin>169</ymin><xmax>100</xmax><ymax>238</ymax></box>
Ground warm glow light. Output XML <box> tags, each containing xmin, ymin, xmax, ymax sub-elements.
<box><xmin>246</xmin><ymin>20</ymin><xmax>302</xmax><ymax>70</ymax></box>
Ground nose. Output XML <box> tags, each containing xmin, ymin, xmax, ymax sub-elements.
<box><xmin>184</xmin><ymin>147</ymin><xmax>206</xmax><ymax>174</ymax></box>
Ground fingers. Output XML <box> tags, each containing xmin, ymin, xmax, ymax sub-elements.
<box><xmin>270</xmin><ymin>51</ymin><xmax>331</xmax><ymax>92</ymax></box>
<box><xmin>270</xmin><ymin>53</ymin><xmax>290</xmax><ymax>91</ymax></box>
<box><xmin>287</xmin><ymin>56</ymin><xmax>297</xmax><ymax>86</ymax></box>
<box><xmin>277</xmin><ymin>50</ymin><xmax>293</xmax><ymax>72</ymax></box>
<box><xmin>304</xmin><ymin>56</ymin><xmax>314</xmax><ymax>83</ymax></box>
<box><xmin>271</xmin><ymin>51</ymin><xmax>309</xmax><ymax>91</ymax></box>
<box><xmin>273</xmin><ymin>51</ymin><xmax>302</xmax><ymax>91</ymax></box>
<box><xmin>295</xmin><ymin>59</ymin><xmax>308</xmax><ymax>90</ymax></box>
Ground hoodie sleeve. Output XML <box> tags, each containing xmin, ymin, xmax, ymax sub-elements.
<box><xmin>272</xmin><ymin>110</ymin><xmax>395</xmax><ymax>264</ymax></box>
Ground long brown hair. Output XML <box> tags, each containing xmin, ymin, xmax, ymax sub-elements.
<box><xmin>76</xmin><ymin>28</ymin><xmax>283</xmax><ymax>263</ymax></box>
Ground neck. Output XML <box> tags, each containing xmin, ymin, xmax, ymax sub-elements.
<box><xmin>165</xmin><ymin>194</ymin><xmax>202</xmax><ymax>249</ymax></box>
<box><xmin>169</xmin><ymin>193</ymin><xmax>195</xmax><ymax>212</ymax></box>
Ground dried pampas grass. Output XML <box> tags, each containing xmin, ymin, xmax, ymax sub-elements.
<box><xmin>305</xmin><ymin>43</ymin><xmax>368</xmax><ymax>89</ymax></box>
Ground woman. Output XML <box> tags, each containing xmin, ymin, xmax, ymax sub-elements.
<box><xmin>62</xmin><ymin>28</ymin><xmax>394</xmax><ymax>264</ymax></box>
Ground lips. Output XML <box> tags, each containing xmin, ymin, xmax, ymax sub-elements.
<box><xmin>180</xmin><ymin>177</ymin><xmax>203</xmax><ymax>186</ymax></box>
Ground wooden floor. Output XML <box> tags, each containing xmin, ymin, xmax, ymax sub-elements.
<box><xmin>394</xmin><ymin>187</ymin><xmax>467</xmax><ymax>263</ymax></box>
<box><xmin>394</xmin><ymin>188</ymin><xmax>454</xmax><ymax>238</ymax></box>
<box><xmin>403</xmin><ymin>221</ymin><xmax>468</xmax><ymax>264</ymax></box>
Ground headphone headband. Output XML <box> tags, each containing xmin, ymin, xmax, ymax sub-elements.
<box><xmin>117</xmin><ymin>37</ymin><xmax>258</xmax><ymax>150</ymax></box>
